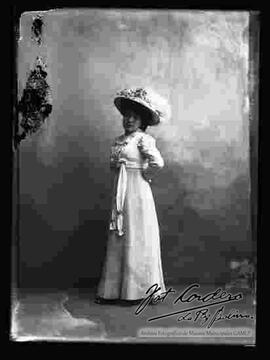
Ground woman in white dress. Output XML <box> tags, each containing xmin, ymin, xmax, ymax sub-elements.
<box><xmin>96</xmin><ymin>88</ymin><xmax>169</xmax><ymax>305</ymax></box>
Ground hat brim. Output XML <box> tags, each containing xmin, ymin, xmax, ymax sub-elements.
<box><xmin>114</xmin><ymin>97</ymin><xmax>160</xmax><ymax>126</ymax></box>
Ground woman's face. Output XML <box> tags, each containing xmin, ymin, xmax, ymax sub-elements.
<box><xmin>122</xmin><ymin>110</ymin><xmax>142</xmax><ymax>134</ymax></box>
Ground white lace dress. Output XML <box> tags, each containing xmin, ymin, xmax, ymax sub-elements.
<box><xmin>97</xmin><ymin>129</ymin><xmax>166</xmax><ymax>300</ymax></box>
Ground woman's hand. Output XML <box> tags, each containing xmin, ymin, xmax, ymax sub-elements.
<box><xmin>142</xmin><ymin>169</ymin><xmax>152</xmax><ymax>184</ymax></box>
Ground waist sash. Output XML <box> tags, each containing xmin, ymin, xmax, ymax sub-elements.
<box><xmin>109</xmin><ymin>161</ymin><xmax>145</xmax><ymax>236</ymax></box>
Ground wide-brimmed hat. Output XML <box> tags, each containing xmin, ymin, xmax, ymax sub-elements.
<box><xmin>114</xmin><ymin>88</ymin><xmax>170</xmax><ymax>126</ymax></box>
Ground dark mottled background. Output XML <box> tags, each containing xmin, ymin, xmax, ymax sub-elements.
<box><xmin>16</xmin><ymin>10</ymin><xmax>253</xmax><ymax>290</ymax></box>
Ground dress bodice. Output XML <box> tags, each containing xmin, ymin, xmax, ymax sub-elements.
<box><xmin>110</xmin><ymin>130</ymin><xmax>164</xmax><ymax>170</ymax></box>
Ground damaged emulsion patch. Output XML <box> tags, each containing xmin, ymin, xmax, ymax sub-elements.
<box><xmin>15</xmin><ymin>15</ymin><xmax>53</xmax><ymax>147</ymax></box>
<box><xmin>11</xmin><ymin>294</ymin><xmax>107</xmax><ymax>341</ymax></box>
<box><xmin>31</xmin><ymin>15</ymin><xmax>44</xmax><ymax>45</ymax></box>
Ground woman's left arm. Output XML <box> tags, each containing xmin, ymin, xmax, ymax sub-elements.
<box><xmin>138</xmin><ymin>134</ymin><xmax>164</xmax><ymax>181</ymax></box>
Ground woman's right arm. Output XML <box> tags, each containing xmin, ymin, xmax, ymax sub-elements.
<box><xmin>110</xmin><ymin>140</ymin><xmax>122</xmax><ymax>169</ymax></box>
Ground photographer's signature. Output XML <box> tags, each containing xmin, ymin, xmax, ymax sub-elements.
<box><xmin>134</xmin><ymin>284</ymin><xmax>254</xmax><ymax>328</ymax></box>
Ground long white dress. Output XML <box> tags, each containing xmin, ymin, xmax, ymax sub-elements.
<box><xmin>97</xmin><ymin>129</ymin><xmax>166</xmax><ymax>300</ymax></box>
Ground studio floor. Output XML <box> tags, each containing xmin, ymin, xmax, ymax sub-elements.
<box><xmin>11</xmin><ymin>284</ymin><xmax>256</xmax><ymax>344</ymax></box>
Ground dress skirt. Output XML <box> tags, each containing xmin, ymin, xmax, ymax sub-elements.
<box><xmin>97</xmin><ymin>167</ymin><xmax>166</xmax><ymax>300</ymax></box>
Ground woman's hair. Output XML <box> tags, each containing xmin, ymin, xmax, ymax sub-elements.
<box><xmin>121</xmin><ymin>101</ymin><xmax>150</xmax><ymax>132</ymax></box>
<box><xmin>138</xmin><ymin>118</ymin><xmax>148</xmax><ymax>132</ymax></box>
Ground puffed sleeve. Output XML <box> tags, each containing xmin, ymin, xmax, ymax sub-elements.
<box><xmin>138</xmin><ymin>133</ymin><xmax>164</xmax><ymax>170</ymax></box>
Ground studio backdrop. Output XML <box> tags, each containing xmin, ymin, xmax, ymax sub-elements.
<box><xmin>14</xmin><ymin>9</ymin><xmax>257</xmax><ymax>290</ymax></box>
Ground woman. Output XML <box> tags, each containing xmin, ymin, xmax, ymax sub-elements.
<box><xmin>96</xmin><ymin>88</ymin><xmax>169</xmax><ymax>305</ymax></box>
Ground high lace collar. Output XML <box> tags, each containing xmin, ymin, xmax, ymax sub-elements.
<box><xmin>115</xmin><ymin>129</ymin><xmax>143</xmax><ymax>146</ymax></box>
